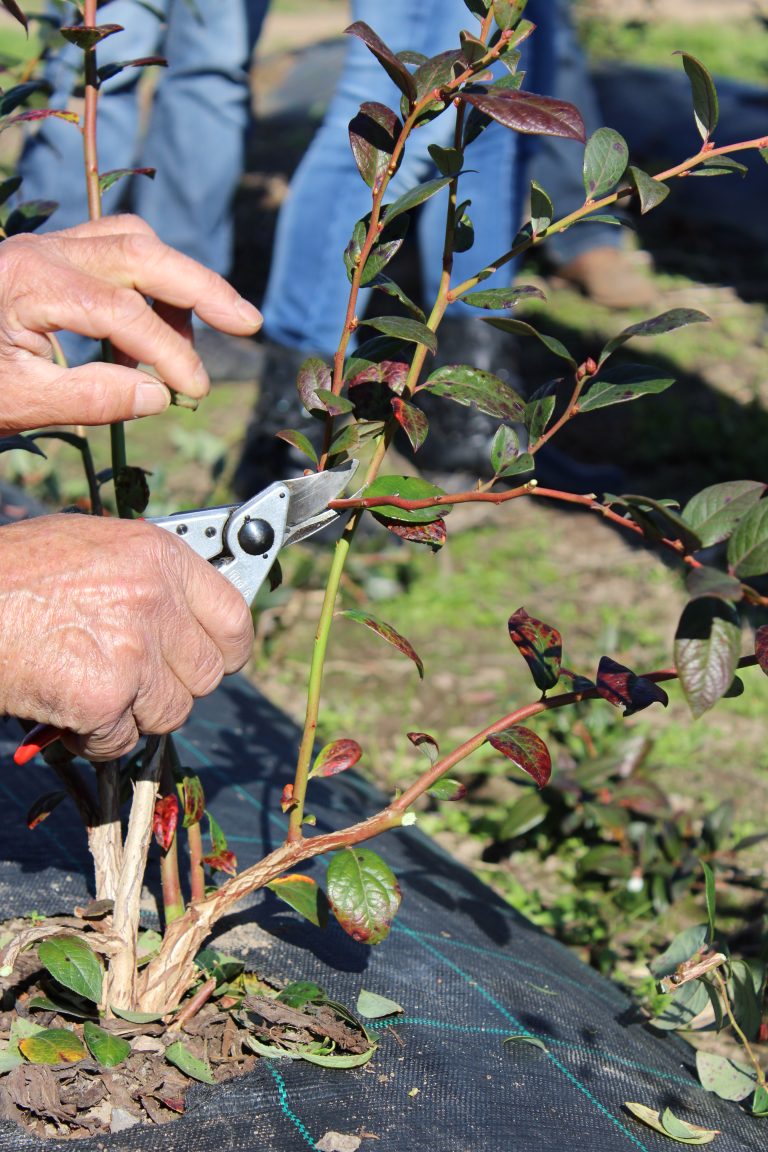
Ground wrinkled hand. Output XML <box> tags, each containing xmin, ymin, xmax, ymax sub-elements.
<box><xmin>0</xmin><ymin>515</ymin><xmax>254</xmax><ymax>760</ymax></box>
<box><xmin>0</xmin><ymin>214</ymin><xmax>262</xmax><ymax>435</ymax></box>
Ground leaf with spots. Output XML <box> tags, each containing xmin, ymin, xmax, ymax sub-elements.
<box><xmin>38</xmin><ymin>936</ymin><xmax>103</xmax><ymax>1004</ymax></box>
<box><xmin>310</xmin><ymin>739</ymin><xmax>363</xmax><ymax>779</ymax></box>
<box><xmin>508</xmin><ymin>608</ymin><xmax>562</xmax><ymax>693</ymax></box>
<box><xmin>487</xmin><ymin>726</ymin><xmax>552</xmax><ymax>788</ymax></box>
<box><xmin>726</xmin><ymin>499</ymin><xmax>768</xmax><ymax>577</ymax></box>
<box><xmin>178</xmin><ymin>775</ymin><xmax>205</xmax><ymax>828</ymax></box>
<box><xmin>19</xmin><ymin>1028</ymin><xmax>86</xmax><ymax>1066</ymax></box>
<box><xmin>341</xmin><ymin>609</ymin><xmax>424</xmax><ymax>678</ymax></box>
<box><xmin>596</xmin><ymin>656</ymin><xmax>669</xmax><ymax>717</ymax></box>
<box><xmin>391</xmin><ymin>397</ymin><xmax>428</xmax><ymax>452</ymax></box>
<box><xmin>327</xmin><ymin>848</ymin><xmax>401</xmax><ymax>944</ymax></box>
<box><xmin>267</xmin><ymin>875</ymin><xmax>330</xmax><ymax>929</ymax></box>
<box><xmin>682</xmin><ymin>480</ymin><xmax>766</xmax><ymax>547</ymax></box>
<box><xmin>598</xmin><ymin>309</ymin><xmax>709</xmax><ymax>368</ymax></box>
<box><xmin>377</xmin><ymin>516</ymin><xmax>447</xmax><ymax>550</ymax></box>
<box><xmin>583</xmin><ymin>128</ymin><xmax>628</xmax><ymax>199</ymax></box>
<box><xmin>462</xmin><ymin>284</ymin><xmax>545</xmax><ymax>310</ymax></box>
<box><xmin>421</xmin><ymin>364</ymin><xmax>526</xmax><ymax>422</ymax></box>
<box><xmin>358</xmin><ymin>315</ymin><xmax>437</xmax><ymax>354</ymax></box>
<box><xmin>579</xmin><ymin>364</ymin><xmax>676</xmax><ymax>412</ymax></box>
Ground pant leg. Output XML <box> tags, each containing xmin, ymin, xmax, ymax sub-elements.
<box><xmin>262</xmin><ymin>0</ymin><xmax>522</xmax><ymax>357</ymax></box>
<box><xmin>135</xmin><ymin>0</ymin><xmax>269</xmax><ymax>275</ymax></box>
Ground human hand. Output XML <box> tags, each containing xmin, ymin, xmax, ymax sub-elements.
<box><xmin>0</xmin><ymin>214</ymin><xmax>262</xmax><ymax>434</ymax></box>
<box><xmin>0</xmin><ymin>514</ymin><xmax>254</xmax><ymax>760</ymax></box>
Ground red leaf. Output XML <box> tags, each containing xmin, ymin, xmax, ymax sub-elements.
<box><xmin>348</xmin><ymin>359</ymin><xmax>409</xmax><ymax>397</ymax></box>
<box><xmin>488</xmin><ymin>726</ymin><xmax>552</xmax><ymax>788</ymax></box>
<box><xmin>179</xmin><ymin>775</ymin><xmax>205</xmax><ymax>827</ymax></box>
<box><xmin>341</xmin><ymin>608</ymin><xmax>424</xmax><ymax>677</ymax></box>
<box><xmin>756</xmin><ymin>625</ymin><xmax>768</xmax><ymax>674</ymax></box>
<box><xmin>310</xmin><ymin>739</ymin><xmax>363</xmax><ymax>779</ymax></box>
<box><xmin>280</xmin><ymin>783</ymin><xmax>295</xmax><ymax>813</ymax></box>
<box><xmin>596</xmin><ymin>656</ymin><xmax>669</xmax><ymax>717</ymax></box>
<box><xmin>508</xmin><ymin>607</ymin><xmax>562</xmax><ymax>693</ymax></box>
<box><xmin>153</xmin><ymin>794</ymin><xmax>179</xmax><ymax>852</ymax></box>
<box><xmin>203</xmin><ymin>850</ymin><xmax>237</xmax><ymax>876</ymax></box>
<box><xmin>0</xmin><ymin>0</ymin><xmax>27</xmax><ymax>30</ymax></box>
<box><xmin>378</xmin><ymin>516</ymin><xmax>447</xmax><ymax>549</ymax></box>
<box><xmin>26</xmin><ymin>791</ymin><xmax>67</xmax><ymax>831</ymax></box>
<box><xmin>459</xmin><ymin>89</ymin><xmax>585</xmax><ymax>141</ymax></box>
<box><xmin>391</xmin><ymin>396</ymin><xmax>428</xmax><ymax>451</ymax></box>
<box><xmin>345</xmin><ymin>21</ymin><xmax>416</xmax><ymax>105</ymax></box>
<box><xmin>407</xmin><ymin>732</ymin><xmax>440</xmax><ymax>765</ymax></box>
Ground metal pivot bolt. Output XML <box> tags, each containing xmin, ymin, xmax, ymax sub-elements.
<box><xmin>237</xmin><ymin>517</ymin><xmax>274</xmax><ymax>556</ymax></box>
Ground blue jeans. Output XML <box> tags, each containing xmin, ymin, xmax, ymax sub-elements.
<box><xmin>262</xmin><ymin>0</ymin><xmax>529</xmax><ymax>356</ymax></box>
<box><xmin>19</xmin><ymin>0</ymin><xmax>268</xmax><ymax>274</ymax></box>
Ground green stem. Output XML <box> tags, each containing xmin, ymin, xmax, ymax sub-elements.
<box><xmin>712</xmin><ymin>969</ymin><xmax>766</xmax><ymax>1087</ymax></box>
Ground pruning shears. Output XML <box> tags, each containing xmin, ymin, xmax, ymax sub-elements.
<box><xmin>13</xmin><ymin>461</ymin><xmax>358</xmax><ymax>766</ymax></box>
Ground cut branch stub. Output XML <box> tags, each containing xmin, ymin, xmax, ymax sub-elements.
<box><xmin>341</xmin><ymin>608</ymin><xmax>425</xmax><ymax>679</ymax></box>
<box><xmin>348</xmin><ymin>101</ymin><xmax>401</xmax><ymax>189</ymax></box>
<box><xmin>310</xmin><ymin>739</ymin><xmax>363</xmax><ymax>779</ymax></box>
<box><xmin>458</xmin><ymin>89</ymin><xmax>585</xmax><ymax>142</ymax></box>
<box><xmin>508</xmin><ymin>607</ymin><xmax>562</xmax><ymax>693</ymax></box>
<box><xmin>596</xmin><ymin>656</ymin><xmax>669</xmax><ymax>717</ymax></box>
<box><xmin>487</xmin><ymin>726</ymin><xmax>552</xmax><ymax>788</ymax></box>
<box><xmin>326</xmin><ymin>847</ymin><xmax>402</xmax><ymax>945</ymax></box>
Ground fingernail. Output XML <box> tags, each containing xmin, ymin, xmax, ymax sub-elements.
<box><xmin>133</xmin><ymin>381</ymin><xmax>171</xmax><ymax>418</ymax></box>
<box><xmin>236</xmin><ymin>298</ymin><xmax>262</xmax><ymax>329</ymax></box>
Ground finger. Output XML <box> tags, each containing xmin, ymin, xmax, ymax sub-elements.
<box><xmin>0</xmin><ymin>359</ymin><xmax>171</xmax><ymax>433</ymax></box>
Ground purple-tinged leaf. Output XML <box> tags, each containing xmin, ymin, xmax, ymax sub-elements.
<box><xmin>267</xmin><ymin>874</ymin><xmax>330</xmax><ymax>929</ymax></box>
<box><xmin>559</xmin><ymin>668</ymin><xmax>596</xmax><ymax>694</ymax></box>
<box><xmin>27</xmin><ymin>791</ymin><xmax>67</xmax><ymax>831</ymax></box>
<box><xmin>407</xmin><ymin>731</ymin><xmax>439</xmax><ymax>765</ymax></box>
<box><xmin>60</xmin><ymin>23</ymin><xmax>123</xmax><ymax>49</ymax></box>
<box><xmin>314</xmin><ymin>388</ymin><xmax>354</xmax><ymax>416</ymax></box>
<box><xmin>756</xmin><ymin>625</ymin><xmax>768</xmax><ymax>675</ymax></box>
<box><xmin>310</xmin><ymin>739</ymin><xmax>363</xmax><ymax>779</ymax></box>
<box><xmin>626</xmin><ymin>165</ymin><xmax>670</xmax><ymax>214</ymax></box>
<box><xmin>508</xmin><ymin>608</ymin><xmax>562</xmax><ymax>693</ymax></box>
<box><xmin>0</xmin><ymin>0</ymin><xmax>27</xmax><ymax>30</ymax></box>
<box><xmin>428</xmin><ymin>778</ymin><xmax>467</xmax><ymax>802</ymax></box>
<box><xmin>378</xmin><ymin>516</ymin><xmax>447</xmax><ymax>549</ymax></box>
<box><xmin>345</xmin><ymin>22</ymin><xmax>416</xmax><ymax>105</ymax></box>
<box><xmin>0</xmin><ymin>109</ymin><xmax>79</xmax><ymax>136</ymax></box>
<box><xmin>327</xmin><ymin>847</ymin><xmax>401</xmax><ymax>944</ymax></box>
<box><xmin>349</xmin><ymin>101</ymin><xmax>401</xmax><ymax>190</ymax></box>
<box><xmin>99</xmin><ymin>166</ymin><xmax>155</xmax><ymax>195</ymax></box>
<box><xmin>370</xmin><ymin>274</ymin><xmax>425</xmax><ymax>321</ymax></box>
<box><xmin>391</xmin><ymin>397</ymin><xmax>428</xmax><ymax>451</ymax></box>
<box><xmin>362</xmin><ymin>474</ymin><xmax>451</xmax><ymax>524</ymax></box>
<box><xmin>276</xmin><ymin>428</ymin><xmax>318</xmax><ymax>466</ymax></box>
<box><xmin>463</xmin><ymin>284</ymin><xmax>545</xmax><ymax>310</ymax></box>
<box><xmin>683</xmin><ymin>480</ymin><xmax>766</xmax><ymax>548</ymax></box>
<box><xmin>203</xmin><ymin>849</ymin><xmax>237</xmax><ymax>876</ymax></box>
<box><xmin>596</xmin><ymin>656</ymin><xmax>669</xmax><ymax>717</ymax></box>
<box><xmin>382</xmin><ymin>176</ymin><xmax>453</xmax><ymax>225</ymax></box>
<box><xmin>153</xmin><ymin>794</ymin><xmax>178</xmax><ymax>851</ymax></box>
<box><xmin>579</xmin><ymin>364</ymin><xmax>676</xmax><ymax>413</ymax></box>
<box><xmin>421</xmin><ymin>364</ymin><xmax>525</xmax><ymax>421</ymax></box>
<box><xmin>344</xmin><ymin>212</ymin><xmax>410</xmax><ymax>286</ymax></box>
<box><xmin>583</xmin><ymin>127</ymin><xmax>628</xmax><ymax>199</ymax></box>
<box><xmin>487</xmin><ymin>317</ymin><xmax>577</xmax><ymax>367</ymax></box>
<box><xmin>97</xmin><ymin>55</ymin><xmax>167</xmax><ymax>83</ymax></box>
<box><xmin>686</xmin><ymin>566</ymin><xmax>744</xmax><ymax>603</ymax></box>
<box><xmin>726</xmin><ymin>499</ymin><xmax>768</xmax><ymax>577</ymax></box>
<box><xmin>179</xmin><ymin>775</ymin><xmax>205</xmax><ymax>828</ymax></box>
<box><xmin>296</xmin><ymin>357</ymin><xmax>332</xmax><ymax>416</ymax></box>
<box><xmin>488</xmin><ymin>726</ymin><xmax>552</xmax><ymax>788</ymax></box>
<box><xmin>358</xmin><ymin>315</ymin><xmax>437</xmax><ymax>353</ymax></box>
<box><xmin>280</xmin><ymin>783</ymin><xmax>295</xmax><ymax>813</ymax></box>
<box><xmin>459</xmin><ymin>89</ymin><xmax>585</xmax><ymax>142</ymax></box>
<box><xmin>409</xmin><ymin>48</ymin><xmax>466</xmax><ymax>105</ymax></box>
<box><xmin>675</xmin><ymin>51</ymin><xmax>719</xmax><ymax>141</ymax></box>
<box><xmin>674</xmin><ymin>598</ymin><xmax>741</xmax><ymax>717</ymax></box>
<box><xmin>0</xmin><ymin>81</ymin><xmax>51</xmax><ymax>117</ymax></box>
<box><xmin>598</xmin><ymin>308</ymin><xmax>709</xmax><ymax>367</ymax></box>
<box><xmin>341</xmin><ymin>608</ymin><xmax>424</xmax><ymax>678</ymax></box>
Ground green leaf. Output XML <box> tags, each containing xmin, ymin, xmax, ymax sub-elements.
<box><xmin>326</xmin><ymin>847</ymin><xmax>402</xmax><ymax>944</ymax></box>
<box><xmin>0</xmin><ymin>176</ymin><xmax>22</xmax><ymax>208</ymax></box>
<box><xmin>501</xmin><ymin>791</ymin><xmax>548</xmax><ymax>839</ymax></box>
<box><xmin>675</xmin><ymin>51</ymin><xmax>719</xmax><ymax>141</ymax></box>
<box><xmin>493</xmin><ymin>0</ymin><xmax>526</xmax><ymax>31</ymax></box>
<box><xmin>650</xmin><ymin>924</ymin><xmax>710</xmax><ymax>980</ymax></box>
<box><xmin>301</xmin><ymin>1046</ymin><xmax>377</xmax><ymax>1069</ymax></box>
<box><xmin>83</xmin><ymin>1021</ymin><xmax>131</xmax><ymax>1068</ymax></box>
<box><xmin>726</xmin><ymin>499</ymin><xmax>768</xmax><ymax>577</ymax></box>
<box><xmin>701</xmin><ymin>859</ymin><xmax>716</xmax><ymax>941</ymax></box>
<box><xmin>178</xmin><ymin>774</ymin><xmax>205</xmax><ymax>827</ymax></box>
<box><xmin>408</xmin><ymin>48</ymin><xmax>465</xmax><ymax>106</ymax></box>
<box><xmin>427</xmin><ymin>778</ymin><xmax>467</xmax><ymax>802</ymax></box>
<box><xmin>4</xmin><ymin>199</ymin><xmax>58</xmax><ymax>236</ymax></box>
<box><xmin>752</xmin><ymin>1085</ymin><xmax>768</xmax><ymax>1116</ymax></box>
<box><xmin>525</xmin><ymin>391</ymin><xmax>556</xmax><ymax>441</ymax></box>
<box><xmin>60</xmin><ymin>22</ymin><xmax>123</xmax><ymax>49</ymax></box>
<box><xmin>624</xmin><ymin>1102</ymin><xmax>718</xmax><ymax>1144</ymax></box>
<box><xmin>370</xmin><ymin>274</ymin><xmax>425</xmax><ymax>320</ymax></box>
<box><xmin>487</xmin><ymin>317</ymin><xmax>576</xmax><ymax>367</ymax></box>
<box><xmin>529</xmin><ymin>181</ymin><xmax>553</xmax><ymax>233</ymax></box>
<box><xmin>487</xmin><ymin>726</ymin><xmax>552</xmax><ymax>788</ymax></box>
<box><xmin>109</xmin><ymin>1006</ymin><xmax>166</xmax><ymax>1024</ymax></box>
<box><xmin>728</xmin><ymin>959</ymin><xmax>763</xmax><ymax>1042</ymax></box>
<box><xmin>626</xmin><ymin>166</ymin><xmax>670</xmax><ymax>214</ymax></box>
<box><xmin>310</xmin><ymin>739</ymin><xmax>363</xmax><ymax>779</ymax></box>
<box><xmin>19</xmin><ymin>1028</ymin><xmax>86</xmax><ymax>1066</ymax></box>
<box><xmin>275</xmin><ymin>429</ymin><xmax>318</xmax><ymax>465</ymax></box>
<box><xmin>583</xmin><ymin>127</ymin><xmax>628</xmax><ymax>199</ymax></box>
<box><xmin>686</xmin><ymin>566</ymin><xmax>743</xmax><ymax>604</ymax></box>
<box><xmin>674</xmin><ymin>597</ymin><xmax>742</xmax><ymax>718</ymax></box>
<box><xmin>98</xmin><ymin>166</ymin><xmax>155</xmax><ymax>195</ymax></box>
<box><xmin>459</xmin><ymin>89</ymin><xmax>585</xmax><ymax>142</ymax></box>
<box><xmin>462</xmin><ymin>284</ymin><xmax>545</xmax><ymax>310</ymax></box>
<box><xmin>361</xmin><ymin>474</ymin><xmax>451</xmax><ymax>524</ymax></box>
<box><xmin>598</xmin><ymin>308</ymin><xmax>709</xmax><ymax>367</ymax></box>
<box><xmin>0</xmin><ymin>1044</ymin><xmax>23</xmax><ymax>1074</ymax></box>
<box><xmin>315</xmin><ymin>388</ymin><xmax>354</xmax><ymax>415</ymax></box>
<box><xmin>165</xmin><ymin>1040</ymin><xmax>215</xmax><ymax>1084</ymax></box>
<box><xmin>341</xmin><ymin>608</ymin><xmax>424</xmax><ymax>678</ymax></box>
<box><xmin>266</xmin><ymin>875</ymin><xmax>330</xmax><ymax>929</ymax></box>
<box><xmin>422</xmin><ymin>364</ymin><xmax>526</xmax><ymax>421</ymax></box>
<box><xmin>344</xmin><ymin>212</ymin><xmax>410</xmax><ymax>286</ymax></box>
<box><xmin>356</xmin><ymin>989</ymin><xmax>404</xmax><ymax>1019</ymax></box>
<box><xmin>358</xmin><ymin>315</ymin><xmax>437</xmax><ymax>354</ymax></box>
<box><xmin>503</xmin><ymin>1034</ymin><xmax>549</xmax><ymax>1053</ymax></box>
<box><xmin>348</xmin><ymin>101</ymin><xmax>401</xmax><ymax>190</ymax></box>
<box><xmin>609</xmin><ymin>494</ymin><xmax>702</xmax><ymax>552</ymax></box>
<box><xmin>696</xmin><ymin>1050</ymin><xmax>757</xmax><ymax>1101</ymax></box>
<box><xmin>428</xmin><ymin>143</ymin><xmax>463</xmax><ymax>176</ymax></box>
<box><xmin>691</xmin><ymin>155</ymin><xmax>749</xmax><ymax>177</ymax></box>
<box><xmin>382</xmin><ymin>176</ymin><xmax>453</xmax><ymax>225</ymax></box>
<box><xmin>579</xmin><ymin>364</ymin><xmax>676</xmax><ymax>412</ymax></box>
<box><xmin>38</xmin><ymin>936</ymin><xmax>103</xmax><ymax>1005</ymax></box>
<box><xmin>683</xmin><ymin>480</ymin><xmax>766</xmax><ymax>547</ymax></box>
<box><xmin>277</xmin><ymin>981</ymin><xmax>326</xmax><ymax>1009</ymax></box>
<box><xmin>345</xmin><ymin>21</ymin><xmax>416</xmax><ymax>104</ymax></box>
<box><xmin>507</xmin><ymin>607</ymin><xmax>562</xmax><ymax>692</ymax></box>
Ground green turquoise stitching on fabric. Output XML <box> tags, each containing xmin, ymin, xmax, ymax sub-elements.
<box><xmin>400</xmin><ymin>924</ymin><xmax>654</xmax><ymax>1152</ymax></box>
<box><xmin>266</xmin><ymin>1061</ymin><xmax>319</xmax><ymax>1149</ymax></box>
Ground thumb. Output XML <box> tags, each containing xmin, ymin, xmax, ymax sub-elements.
<box><xmin>0</xmin><ymin>360</ymin><xmax>171</xmax><ymax>433</ymax></box>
